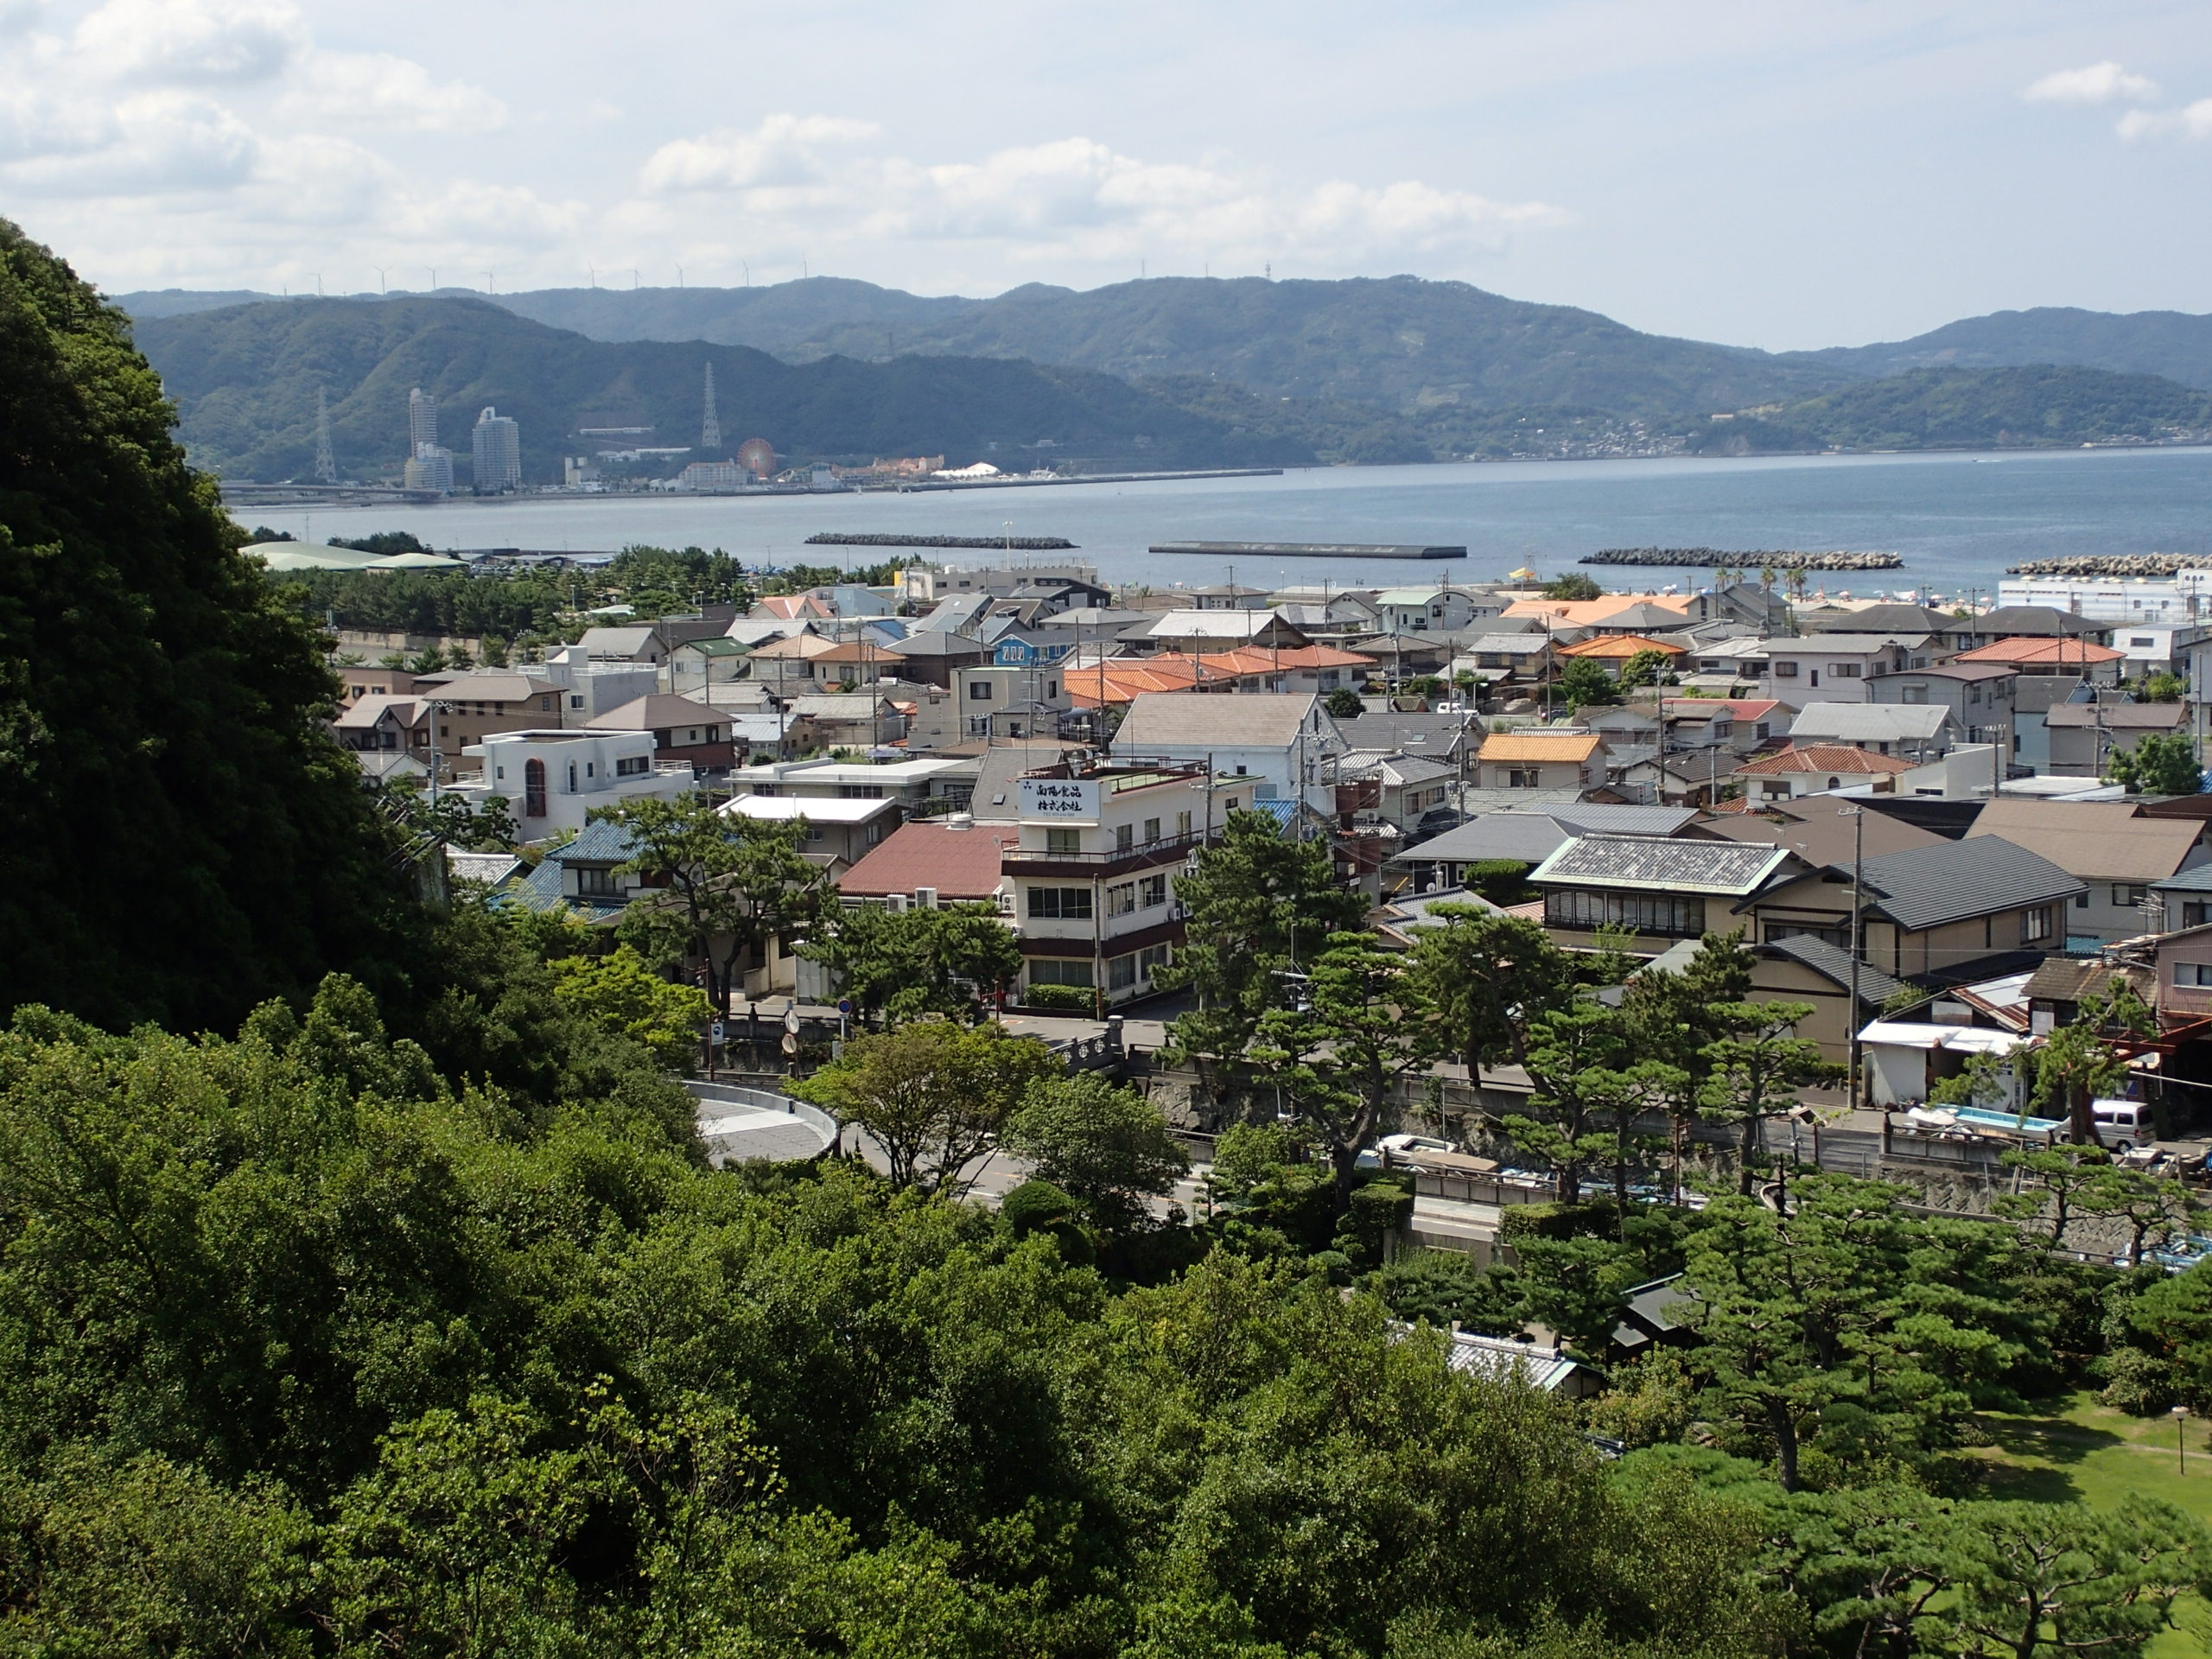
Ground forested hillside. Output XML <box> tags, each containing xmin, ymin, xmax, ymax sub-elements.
<box><xmin>1792</xmin><ymin>306</ymin><xmax>2212</xmax><ymax>392</ymax></box>
<box><xmin>132</xmin><ymin>296</ymin><xmax>1312</xmax><ymax>483</ymax></box>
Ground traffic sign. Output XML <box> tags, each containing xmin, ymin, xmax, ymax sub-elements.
<box><xmin>709</xmin><ymin>1021</ymin><xmax>726</xmax><ymax>1044</ymax></box>
<box><xmin>784</xmin><ymin>1007</ymin><xmax>801</xmax><ymax>1034</ymax></box>
<box><xmin>837</xmin><ymin>998</ymin><xmax>853</xmax><ymax>1015</ymax></box>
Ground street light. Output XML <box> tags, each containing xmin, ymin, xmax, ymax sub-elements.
<box><xmin>2176</xmin><ymin>1405</ymin><xmax>2190</xmax><ymax>1477</ymax></box>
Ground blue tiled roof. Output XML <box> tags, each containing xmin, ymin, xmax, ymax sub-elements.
<box><xmin>1250</xmin><ymin>799</ymin><xmax>1300</xmax><ymax>832</ymax></box>
<box><xmin>494</xmin><ymin>819</ymin><xmax>640</xmax><ymax>922</ymax></box>
<box><xmin>557</xmin><ymin>819</ymin><xmax>642</xmax><ymax>864</ymax></box>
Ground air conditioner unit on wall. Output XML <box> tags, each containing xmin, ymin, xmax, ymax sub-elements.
<box><xmin>886</xmin><ymin>893</ymin><xmax>910</xmax><ymax>912</ymax></box>
<box><xmin>914</xmin><ymin>887</ymin><xmax>938</xmax><ymax>909</ymax></box>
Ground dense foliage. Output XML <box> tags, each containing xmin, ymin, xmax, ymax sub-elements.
<box><xmin>0</xmin><ymin>219</ymin><xmax>403</xmax><ymax>1031</ymax></box>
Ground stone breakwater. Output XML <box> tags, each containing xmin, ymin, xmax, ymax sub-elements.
<box><xmin>1580</xmin><ymin>547</ymin><xmax>1904</xmax><ymax>571</ymax></box>
<box><xmin>804</xmin><ymin>532</ymin><xmax>1077</xmax><ymax>550</ymax></box>
<box><xmin>2005</xmin><ymin>554</ymin><xmax>2193</xmax><ymax>577</ymax></box>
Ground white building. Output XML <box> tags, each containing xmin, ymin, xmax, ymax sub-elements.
<box><xmin>537</xmin><ymin>645</ymin><xmax>659</xmax><ymax>720</ymax></box>
<box><xmin>448</xmin><ymin>728</ymin><xmax>690</xmax><ymax>842</ymax></box>
<box><xmin>1997</xmin><ymin>574</ymin><xmax>2212</xmax><ymax>623</ymax></box>
<box><xmin>403</xmin><ymin>443</ymin><xmax>453</xmax><ymax>493</ymax></box>
<box><xmin>472</xmin><ymin>406</ymin><xmax>522</xmax><ymax>493</ymax></box>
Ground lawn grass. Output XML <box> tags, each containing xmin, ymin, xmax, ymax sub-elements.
<box><xmin>1974</xmin><ymin>1393</ymin><xmax>2212</xmax><ymax>1657</ymax></box>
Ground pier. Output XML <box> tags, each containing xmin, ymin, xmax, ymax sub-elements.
<box><xmin>1148</xmin><ymin>540</ymin><xmax>1467</xmax><ymax>561</ymax></box>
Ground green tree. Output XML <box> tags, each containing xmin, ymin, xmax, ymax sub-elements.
<box><xmin>2032</xmin><ymin>984</ymin><xmax>2152</xmax><ymax>1144</ymax></box>
<box><xmin>606</xmin><ymin>794</ymin><xmax>833</xmax><ymax>1015</ymax></box>
<box><xmin>1993</xmin><ymin>1143</ymin><xmax>2113</xmax><ymax>1250</ymax></box>
<box><xmin>2138</xmin><ymin>671</ymin><xmax>2188</xmax><ymax>702</ymax></box>
<box><xmin>1542</xmin><ymin>573</ymin><xmax>1603</xmax><ymax>601</ymax></box>
<box><xmin>800</xmin><ymin>900</ymin><xmax>1023</xmax><ymax>1027</ymax></box>
<box><xmin>1694</xmin><ymin>1001</ymin><xmax>1840</xmax><ymax>1195</ymax></box>
<box><xmin>1321</xmin><ymin>685</ymin><xmax>1366</xmax><ymax>721</ymax></box>
<box><xmin>1616</xmin><ymin>647</ymin><xmax>1674</xmax><ymax>690</ymax></box>
<box><xmin>1680</xmin><ymin>1176</ymin><xmax>2043</xmax><ymax>1490</ymax></box>
<box><xmin>1252</xmin><ymin>931</ymin><xmax>1443</xmax><ymax>1204</ymax></box>
<box><xmin>1618</xmin><ymin>933</ymin><xmax>1758</xmax><ymax>1198</ymax></box>
<box><xmin>793</xmin><ymin>1019</ymin><xmax>1058</xmax><ymax>1193</ymax></box>
<box><xmin>1000</xmin><ymin>1072</ymin><xmax>1191</xmax><ymax>1233</ymax></box>
<box><xmin>547</xmin><ymin>944</ymin><xmax>713</xmax><ymax>1065</ymax></box>
<box><xmin>1937</xmin><ymin>1497</ymin><xmax>2207</xmax><ymax>1659</ymax></box>
<box><xmin>1157</xmin><ymin>811</ymin><xmax>1364</xmax><ymax>1109</ymax></box>
<box><xmin>2084</xmin><ymin>1167</ymin><xmax>2197</xmax><ymax>1268</ymax></box>
<box><xmin>1408</xmin><ymin>909</ymin><xmax>1576</xmax><ymax>1082</ymax></box>
<box><xmin>1555</xmin><ymin>657</ymin><xmax>1619</xmax><ymax>710</ymax></box>
<box><xmin>0</xmin><ymin>219</ymin><xmax>404</xmax><ymax>1030</ymax></box>
<box><xmin>2109</xmin><ymin>730</ymin><xmax>2204</xmax><ymax>795</ymax></box>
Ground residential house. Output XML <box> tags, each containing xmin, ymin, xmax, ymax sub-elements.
<box><xmin>1700</xmin><ymin>791</ymin><xmax>1948</xmax><ymax>868</ymax></box>
<box><xmin>1336</xmin><ymin>711</ymin><xmax>1481</xmax><ymax>768</ymax></box>
<box><xmin>1451</xmin><ymin>632</ymin><xmax>1557</xmax><ymax>686</ymax></box>
<box><xmin>1392</xmin><ymin>805</ymin><xmax>1699</xmax><ymax>893</ymax></box>
<box><xmin>1141</xmin><ymin>610</ymin><xmax>1314</xmax><ymax>654</ymax></box>
<box><xmin>903</xmin><ymin>662</ymin><xmax>1073</xmax><ymax>747</ymax></box>
<box><xmin>1801</xmin><ymin>601</ymin><xmax>1969</xmax><ymax>645</ymax></box>
<box><xmin>1743</xmin><ymin>836</ymin><xmax>2086</xmax><ymax>982</ymax></box>
<box><xmin>334</xmin><ymin>693</ymin><xmax>435</xmax><ymax>768</ymax></box>
<box><xmin>448</xmin><ymin>728</ymin><xmax>690</xmax><ymax>842</ymax></box>
<box><xmin>2115</xmin><ymin>625</ymin><xmax>2183</xmax><ymax>679</ymax></box>
<box><xmin>1953</xmin><ymin>637</ymin><xmax>2124</xmax><ymax>684</ymax></box>
<box><xmin>1195</xmin><ymin>645</ymin><xmax>1378</xmax><ymax>696</ymax></box>
<box><xmin>415</xmin><ymin>671</ymin><xmax>566</xmax><ymax>771</ymax></box>
<box><xmin>1111</xmin><ymin>691</ymin><xmax>1345</xmax><ymax>813</ymax></box>
<box><xmin>888</xmin><ymin>629</ymin><xmax>995</xmax><ymax>689</ymax></box>
<box><xmin>1675</xmin><ymin>697</ymin><xmax>1787</xmax><ymax>753</ymax></box>
<box><xmin>503</xmin><ymin>818</ymin><xmax>647</xmax><ymax>926</ymax></box>
<box><xmin>1868</xmin><ymin>662</ymin><xmax>2018</xmax><ymax>747</ymax></box>
<box><xmin>1373</xmin><ymin>588</ymin><xmax>1482</xmax><ymax>634</ymax></box>
<box><xmin>1786</xmin><ymin>702</ymin><xmax>1959</xmax><ymax>761</ymax></box>
<box><xmin>584</xmin><ymin>693</ymin><xmax>737</xmax><ymax>771</ymax></box>
<box><xmin>1751</xmin><ymin>933</ymin><xmax>1910</xmax><ymax>1063</ymax></box>
<box><xmin>2044</xmin><ymin>700</ymin><xmax>2190</xmax><ymax>778</ymax></box>
<box><xmin>1530</xmin><ymin>835</ymin><xmax>1805</xmax><ymax>956</ymax></box>
<box><xmin>336</xmin><ymin>664</ymin><xmax>423</xmax><ymax>703</ymax></box>
<box><xmin>538</xmin><ymin>645</ymin><xmax>658</xmax><ymax>720</ymax></box>
<box><xmin>837</xmin><ymin>818</ymin><xmax>1018</xmax><ymax>911</ymax></box>
<box><xmin>1760</xmin><ymin>635</ymin><xmax>1919</xmax><ymax>709</ymax></box>
<box><xmin>1966</xmin><ymin>798</ymin><xmax>2209</xmax><ymax>948</ymax></box>
<box><xmin>576</xmin><ymin>625</ymin><xmax>671</xmax><ymax>665</ymax></box>
<box><xmin>776</xmin><ymin>693</ymin><xmax>906</xmax><ymax>750</ymax></box>
<box><xmin>1949</xmin><ymin>605</ymin><xmax>2110</xmax><ymax>652</ymax></box>
<box><xmin>1675</xmin><ymin>636</ymin><xmax>1770</xmax><ymax>691</ymax></box>
<box><xmin>998</xmin><ymin>763</ymin><xmax>1214</xmax><ymax>1006</ymax></box>
<box><xmin>1732</xmin><ymin>744</ymin><xmax>1915</xmax><ymax>800</ymax></box>
<box><xmin>667</xmin><ymin>636</ymin><xmax>753</xmax><ymax>694</ymax></box>
<box><xmin>1551</xmin><ymin>633</ymin><xmax>1686</xmax><ymax>680</ymax></box>
<box><xmin>2153</xmin><ymin>864</ymin><xmax>2212</xmax><ymax>931</ymax></box>
<box><xmin>1334</xmin><ymin>752</ymin><xmax>1459</xmax><ymax>836</ymax></box>
<box><xmin>727</xmin><ymin>755</ymin><xmax>976</xmax><ymax>815</ymax></box>
<box><xmin>2154</xmin><ymin>924</ymin><xmax>2212</xmax><ymax>1025</ymax></box>
<box><xmin>1475</xmin><ymin>729</ymin><xmax>1604</xmax><ymax>792</ymax></box>
<box><xmin>719</xmin><ymin>792</ymin><xmax>901</xmax><ymax>871</ymax></box>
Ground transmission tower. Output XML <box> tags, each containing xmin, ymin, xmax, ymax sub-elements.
<box><xmin>313</xmin><ymin>386</ymin><xmax>337</xmax><ymax>483</ymax></box>
<box><xmin>700</xmin><ymin>362</ymin><xmax>721</xmax><ymax>450</ymax></box>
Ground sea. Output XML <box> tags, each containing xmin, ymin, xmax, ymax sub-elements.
<box><xmin>240</xmin><ymin>445</ymin><xmax>2212</xmax><ymax>606</ymax></box>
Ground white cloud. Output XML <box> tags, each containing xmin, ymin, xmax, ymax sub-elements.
<box><xmin>74</xmin><ymin>0</ymin><xmax>303</xmax><ymax>86</ymax></box>
<box><xmin>639</xmin><ymin>113</ymin><xmax>878</xmax><ymax>193</ymax></box>
<box><xmin>6</xmin><ymin>90</ymin><xmax>257</xmax><ymax>194</ymax></box>
<box><xmin>283</xmin><ymin>51</ymin><xmax>505</xmax><ymax>133</ymax></box>
<box><xmin>2022</xmin><ymin>60</ymin><xmax>2161</xmax><ymax>105</ymax></box>
<box><xmin>2116</xmin><ymin>98</ymin><xmax>2212</xmax><ymax>142</ymax></box>
<box><xmin>634</xmin><ymin>120</ymin><xmax>1567</xmax><ymax>276</ymax></box>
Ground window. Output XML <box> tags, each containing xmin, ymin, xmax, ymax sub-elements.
<box><xmin>2022</xmin><ymin>906</ymin><xmax>2053</xmax><ymax>944</ymax></box>
<box><xmin>2187</xmin><ymin>902</ymin><xmax>2211</xmax><ymax>929</ymax></box>
<box><xmin>839</xmin><ymin>785</ymin><xmax>885</xmax><ymax>798</ymax></box>
<box><xmin>1027</xmin><ymin>887</ymin><xmax>1093</xmax><ymax>919</ymax></box>
<box><xmin>1177</xmin><ymin>810</ymin><xmax>1193</xmax><ymax>836</ymax></box>
<box><xmin>2177</xmin><ymin>962</ymin><xmax>2212</xmax><ymax>986</ymax></box>
<box><xmin>1141</xmin><ymin>874</ymin><xmax>1167</xmax><ymax>908</ymax></box>
<box><xmin>1116</xmin><ymin>823</ymin><xmax>1135</xmax><ymax>852</ymax></box>
<box><xmin>540</xmin><ymin>696</ymin><xmax>555</xmax><ymax>711</ymax></box>
<box><xmin>969</xmin><ymin>681</ymin><xmax>994</xmax><ymax>700</ymax></box>
<box><xmin>1108</xmin><ymin>955</ymin><xmax>1137</xmax><ymax>990</ymax></box>
<box><xmin>584</xmin><ymin>763</ymin><xmax>595</xmax><ymax>779</ymax></box>
<box><xmin>1046</xmin><ymin>827</ymin><xmax>1082</xmax><ymax>855</ymax></box>
<box><xmin>1901</xmin><ymin>683</ymin><xmax>1928</xmax><ymax>704</ymax></box>
<box><xmin>1828</xmin><ymin>663</ymin><xmax>1861</xmax><ymax>678</ymax></box>
<box><xmin>615</xmin><ymin>755</ymin><xmax>650</xmax><ymax>777</ymax></box>
<box><xmin>1106</xmin><ymin>883</ymin><xmax>1137</xmax><ymax>917</ymax></box>
<box><xmin>524</xmin><ymin>759</ymin><xmax>547</xmax><ymax>818</ymax></box>
<box><xmin>1223</xmin><ymin>797</ymin><xmax>1240</xmax><ymax>812</ymax></box>
<box><xmin>1542</xmin><ymin>889</ymin><xmax>1707</xmax><ymax>937</ymax></box>
<box><xmin>2114</xmin><ymin>884</ymin><xmax>2150</xmax><ymax>908</ymax></box>
<box><xmin>1507</xmin><ymin>768</ymin><xmax>1541</xmax><ymax>788</ymax></box>
<box><xmin>575</xmin><ymin>867</ymin><xmax>625</xmax><ymax>899</ymax></box>
<box><xmin>1029</xmin><ymin>958</ymin><xmax>1093</xmax><ymax>988</ymax></box>
<box><xmin>2133</xmin><ymin>637</ymin><xmax>2156</xmax><ymax>648</ymax></box>
<box><xmin>2075</xmin><ymin>893</ymin><xmax>2091</xmax><ymax>909</ymax></box>
<box><xmin>1143</xmin><ymin>817</ymin><xmax>1161</xmax><ymax>844</ymax></box>
<box><xmin>1140</xmin><ymin>944</ymin><xmax>1172</xmax><ymax>976</ymax></box>
<box><xmin>567</xmin><ymin>762</ymin><xmax>578</xmax><ymax>791</ymax></box>
<box><xmin>1771</xmin><ymin>661</ymin><xmax>1800</xmax><ymax>678</ymax></box>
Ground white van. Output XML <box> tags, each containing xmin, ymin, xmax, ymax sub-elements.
<box><xmin>2088</xmin><ymin>1099</ymin><xmax>2153</xmax><ymax>1152</ymax></box>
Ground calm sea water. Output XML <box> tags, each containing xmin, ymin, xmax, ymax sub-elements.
<box><xmin>243</xmin><ymin>446</ymin><xmax>2212</xmax><ymax>604</ymax></box>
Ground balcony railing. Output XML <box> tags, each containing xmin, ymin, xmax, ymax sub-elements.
<box><xmin>1002</xmin><ymin>830</ymin><xmax>1205</xmax><ymax>868</ymax></box>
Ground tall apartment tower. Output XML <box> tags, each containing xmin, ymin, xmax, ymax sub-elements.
<box><xmin>471</xmin><ymin>405</ymin><xmax>522</xmax><ymax>493</ymax></box>
<box><xmin>408</xmin><ymin>386</ymin><xmax>438</xmax><ymax>448</ymax></box>
<box><xmin>700</xmin><ymin>362</ymin><xmax>721</xmax><ymax>450</ymax></box>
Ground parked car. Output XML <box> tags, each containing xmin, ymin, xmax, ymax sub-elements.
<box><xmin>2088</xmin><ymin>1098</ymin><xmax>2153</xmax><ymax>1153</ymax></box>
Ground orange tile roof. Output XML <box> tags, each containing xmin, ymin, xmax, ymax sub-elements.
<box><xmin>1954</xmin><ymin>637</ymin><xmax>2124</xmax><ymax>666</ymax></box>
<box><xmin>1197</xmin><ymin>644</ymin><xmax>1378</xmax><ymax>673</ymax></box>
<box><xmin>1478</xmin><ymin>730</ymin><xmax>1603</xmax><ymax>762</ymax></box>
<box><xmin>1501</xmin><ymin>594</ymin><xmax>1696</xmax><ymax>626</ymax></box>
<box><xmin>1066</xmin><ymin>660</ymin><xmax>1230</xmax><ymax>708</ymax></box>
<box><xmin>1734</xmin><ymin>744</ymin><xmax>1913</xmax><ymax>776</ymax></box>
<box><xmin>1554</xmin><ymin>632</ymin><xmax>1687</xmax><ymax>658</ymax></box>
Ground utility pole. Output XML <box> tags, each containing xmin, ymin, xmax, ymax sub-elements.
<box><xmin>1841</xmin><ymin>804</ymin><xmax>1866</xmax><ymax>1119</ymax></box>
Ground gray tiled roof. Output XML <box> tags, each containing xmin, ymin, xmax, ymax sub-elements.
<box><xmin>1532</xmin><ymin>835</ymin><xmax>1795</xmax><ymax>895</ymax></box>
<box><xmin>1843</xmin><ymin>836</ymin><xmax>2085</xmax><ymax>931</ymax></box>
<box><xmin>2153</xmin><ymin>864</ymin><xmax>2212</xmax><ymax>894</ymax></box>
<box><xmin>1758</xmin><ymin>933</ymin><xmax>1906</xmax><ymax>1005</ymax></box>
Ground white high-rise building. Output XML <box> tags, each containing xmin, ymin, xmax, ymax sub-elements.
<box><xmin>409</xmin><ymin>386</ymin><xmax>438</xmax><ymax>449</ymax></box>
<box><xmin>404</xmin><ymin>443</ymin><xmax>454</xmax><ymax>493</ymax></box>
<box><xmin>472</xmin><ymin>406</ymin><xmax>521</xmax><ymax>493</ymax></box>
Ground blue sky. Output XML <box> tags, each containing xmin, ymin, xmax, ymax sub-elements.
<box><xmin>4</xmin><ymin>0</ymin><xmax>2208</xmax><ymax>348</ymax></box>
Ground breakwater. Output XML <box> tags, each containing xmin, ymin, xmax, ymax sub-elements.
<box><xmin>805</xmin><ymin>532</ymin><xmax>1078</xmax><ymax>550</ymax></box>
<box><xmin>2005</xmin><ymin>554</ymin><xmax>2195</xmax><ymax>577</ymax></box>
<box><xmin>1150</xmin><ymin>540</ymin><xmax>1467</xmax><ymax>561</ymax></box>
<box><xmin>1580</xmin><ymin>546</ymin><xmax>1904</xmax><ymax>571</ymax></box>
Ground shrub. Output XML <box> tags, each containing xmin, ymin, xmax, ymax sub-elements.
<box><xmin>1500</xmin><ymin>1200</ymin><xmax>1618</xmax><ymax>1243</ymax></box>
<box><xmin>2100</xmin><ymin>1344</ymin><xmax>2183</xmax><ymax>1415</ymax></box>
<box><xmin>1021</xmin><ymin>983</ymin><xmax>1094</xmax><ymax>1013</ymax></box>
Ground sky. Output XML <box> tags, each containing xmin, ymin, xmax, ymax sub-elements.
<box><xmin>3</xmin><ymin>0</ymin><xmax>2209</xmax><ymax>350</ymax></box>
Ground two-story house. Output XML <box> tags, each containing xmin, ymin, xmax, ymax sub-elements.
<box><xmin>416</xmin><ymin>671</ymin><xmax>566</xmax><ymax>771</ymax></box>
<box><xmin>1373</xmin><ymin>588</ymin><xmax>1481</xmax><ymax>634</ymax></box>
<box><xmin>584</xmin><ymin>693</ymin><xmax>738</xmax><ymax>772</ymax></box>
<box><xmin>1966</xmin><ymin>799</ymin><xmax>2209</xmax><ymax>949</ymax></box>
<box><xmin>1529</xmin><ymin>836</ymin><xmax>1807</xmax><ymax>957</ymax></box>
<box><xmin>720</xmin><ymin>792</ymin><xmax>901</xmax><ymax>871</ymax></box>
<box><xmin>449</xmin><ymin>728</ymin><xmax>691</xmax><ymax>842</ymax></box>
<box><xmin>1000</xmin><ymin>764</ymin><xmax>1216</xmax><ymax>1007</ymax></box>
<box><xmin>1760</xmin><ymin>635</ymin><xmax>1922</xmax><ymax>709</ymax></box>
<box><xmin>1474</xmin><ymin>730</ymin><xmax>1603</xmax><ymax>792</ymax></box>
<box><xmin>1785</xmin><ymin>702</ymin><xmax>1958</xmax><ymax>761</ymax></box>
<box><xmin>1112</xmin><ymin>691</ymin><xmax>1345</xmax><ymax>813</ymax></box>
<box><xmin>2044</xmin><ymin>701</ymin><xmax>2190</xmax><ymax>778</ymax></box>
<box><xmin>1868</xmin><ymin>662</ymin><xmax>2018</xmax><ymax>747</ymax></box>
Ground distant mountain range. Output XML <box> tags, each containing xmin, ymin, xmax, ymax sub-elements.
<box><xmin>116</xmin><ymin>277</ymin><xmax>2212</xmax><ymax>480</ymax></box>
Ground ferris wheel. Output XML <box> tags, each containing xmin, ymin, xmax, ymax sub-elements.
<box><xmin>736</xmin><ymin>437</ymin><xmax>778</xmax><ymax>478</ymax></box>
